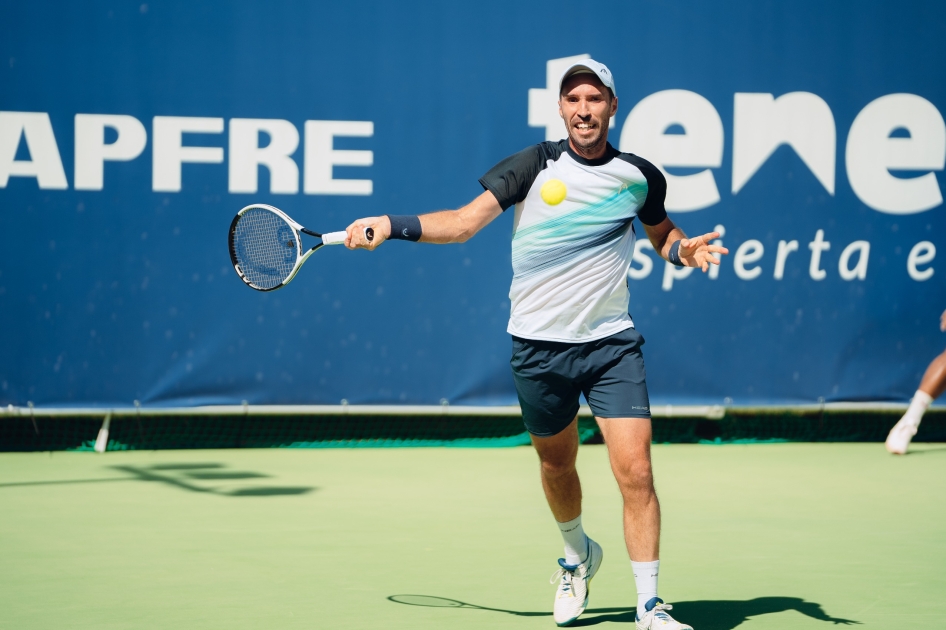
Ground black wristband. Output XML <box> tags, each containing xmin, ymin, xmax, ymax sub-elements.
<box><xmin>387</xmin><ymin>215</ymin><xmax>422</xmax><ymax>242</ymax></box>
<box><xmin>668</xmin><ymin>239</ymin><xmax>685</xmax><ymax>267</ymax></box>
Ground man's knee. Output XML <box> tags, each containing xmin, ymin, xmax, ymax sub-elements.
<box><xmin>612</xmin><ymin>458</ymin><xmax>655</xmax><ymax>496</ymax></box>
<box><xmin>539</xmin><ymin>452</ymin><xmax>577</xmax><ymax>480</ymax></box>
<box><xmin>534</xmin><ymin>434</ymin><xmax>578</xmax><ymax>477</ymax></box>
<box><xmin>531</xmin><ymin>419</ymin><xmax>580</xmax><ymax>478</ymax></box>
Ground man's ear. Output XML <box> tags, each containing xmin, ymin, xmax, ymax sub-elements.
<box><xmin>558</xmin><ymin>99</ymin><xmax>565</xmax><ymax>120</ymax></box>
<box><xmin>610</xmin><ymin>95</ymin><xmax>618</xmax><ymax>118</ymax></box>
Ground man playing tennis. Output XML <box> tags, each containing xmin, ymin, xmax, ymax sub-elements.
<box><xmin>345</xmin><ymin>59</ymin><xmax>726</xmax><ymax>629</ymax></box>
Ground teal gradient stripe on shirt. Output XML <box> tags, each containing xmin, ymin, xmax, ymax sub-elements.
<box><xmin>512</xmin><ymin>180</ymin><xmax>646</xmax><ymax>245</ymax></box>
<box><xmin>511</xmin><ymin>183</ymin><xmax>645</xmax><ymax>278</ymax></box>
<box><xmin>512</xmin><ymin>217</ymin><xmax>632</xmax><ymax>279</ymax></box>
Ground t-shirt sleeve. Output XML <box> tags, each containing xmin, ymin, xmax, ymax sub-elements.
<box><xmin>478</xmin><ymin>144</ymin><xmax>548</xmax><ymax>211</ymax></box>
<box><xmin>621</xmin><ymin>155</ymin><xmax>668</xmax><ymax>226</ymax></box>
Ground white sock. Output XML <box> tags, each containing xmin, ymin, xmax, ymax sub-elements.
<box><xmin>904</xmin><ymin>390</ymin><xmax>934</xmax><ymax>426</ymax></box>
<box><xmin>556</xmin><ymin>515</ymin><xmax>589</xmax><ymax>565</ymax></box>
<box><xmin>632</xmin><ymin>560</ymin><xmax>659</xmax><ymax>618</ymax></box>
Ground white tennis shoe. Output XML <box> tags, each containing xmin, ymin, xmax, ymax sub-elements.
<box><xmin>636</xmin><ymin>597</ymin><xmax>693</xmax><ymax>630</ymax></box>
<box><xmin>885</xmin><ymin>416</ymin><xmax>919</xmax><ymax>454</ymax></box>
<box><xmin>550</xmin><ymin>538</ymin><xmax>603</xmax><ymax>626</ymax></box>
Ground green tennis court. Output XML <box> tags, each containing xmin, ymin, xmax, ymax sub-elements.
<box><xmin>2</xmin><ymin>443</ymin><xmax>944</xmax><ymax>629</ymax></box>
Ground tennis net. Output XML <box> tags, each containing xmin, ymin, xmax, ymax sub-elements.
<box><xmin>1</xmin><ymin>407</ymin><xmax>943</xmax><ymax>451</ymax></box>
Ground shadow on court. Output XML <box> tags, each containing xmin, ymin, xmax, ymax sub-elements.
<box><xmin>387</xmin><ymin>594</ymin><xmax>859</xmax><ymax>628</ymax></box>
<box><xmin>0</xmin><ymin>462</ymin><xmax>315</xmax><ymax>497</ymax></box>
<box><xmin>905</xmin><ymin>445</ymin><xmax>946</xmax><ymax>455</ymax></box>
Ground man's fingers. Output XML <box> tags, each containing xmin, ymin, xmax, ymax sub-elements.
<box><xmin>683</xmin><ymin>232</ymin><xmax>722</xmax><ymax>251</ymax></box>
<box><xmin>344</xmin><ymin>216</ymin><xmax>385</xmax><ymax>250</ymax></box>
<box><xmin>345</xmin><ymin>222</ymin><xmax>371</xmax><ymax>250</ymax></box>
<box><xmin>707</xmin><ymin>245</ymin><xmax>729</xmax><ymax>255</ymax></box>
<box><xmin>357</xmin><ymin>227</ymin><xmax>375</xmax><ymax>250</ymax></box>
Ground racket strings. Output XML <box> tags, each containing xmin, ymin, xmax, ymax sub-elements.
<box><xmin>232</xmin><ymin>208</ymin><xmax>299</xmax><ymax>289</ymax></box>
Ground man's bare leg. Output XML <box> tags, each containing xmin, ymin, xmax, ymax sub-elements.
<box><xmin>888</xmin><ymin>312</ymin><xmax>946</xmax><ymax>454</ymax></box>
<box><xmin>918</xmin><ymin>349</ymin><xmax>946</xmax><ymax>399</ymax></box>
<box><xmin>531</xmin><ymin>416</ymin><xmax>603</xmax><ymax>565</ymax></box>
<box><xmin>597</xmin><ymin>417</ymin><xmax>665</xmax><ymax>622</ymax></box>
<box><xmin>886</xmin><ymin>349</ymin><xmax>946</xmax><ymax>454</ymax></box>
<box><xmin>596</xmin><ymin>417</ymin><xmax>660</xmax><ymax>560</ymax></box>
<box><xmin>530</xmin><ymin>416</ymin><xmax>582</xmax><ymax>523</ymax></box>
<box><xmin>531</xmin><ymin>417</ymin><xmax>606</xmax><ymax>625</ymax></box>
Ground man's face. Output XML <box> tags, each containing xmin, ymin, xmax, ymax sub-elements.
<box><xmin>559</xmin><ymin>74</ymin><xmax>617</xmax><ymax>155</ymax></box>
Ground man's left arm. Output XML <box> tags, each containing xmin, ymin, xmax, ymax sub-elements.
<box><xmin>642</xmin><ymin>217</ymin><xmax>729</xmax><ymax>272</ymax></box>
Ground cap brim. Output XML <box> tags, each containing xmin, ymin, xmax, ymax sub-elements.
<box><xmin>559</xmin><ymin>62</ymin><xmax>615</xmax><ymax>95</ymax></box>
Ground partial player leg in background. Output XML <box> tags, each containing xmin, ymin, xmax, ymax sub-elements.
<box><xmin>886</xmin><ymin>347</ymin><xmax>946</xmax><ymax>455</ymax></box>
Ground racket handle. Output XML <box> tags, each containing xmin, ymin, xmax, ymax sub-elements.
<box><xmin>322</xmin><ymin>228</ymin><xmax>375</xmax><ymax>246</ymax></box>
<box><xmin>321</xmin><ymin>231</ymin><xmax>347</xmax><ymax>245</ymax></box>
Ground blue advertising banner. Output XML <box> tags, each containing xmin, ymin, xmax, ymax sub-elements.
<box><xmin>1</xmin><ymin>0</ymin><xmax>943</xmax><ymax>408</ymax></box>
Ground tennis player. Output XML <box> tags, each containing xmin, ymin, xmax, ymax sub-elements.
<box><xmin>345</xmin><ymin>59</ymin><xmax>726</xmax><ymax>629</ymax></box>
<box><xmin>886</xmin><ymin>308</ymin><xmax>946</xmax><ymax>454</ymax></box>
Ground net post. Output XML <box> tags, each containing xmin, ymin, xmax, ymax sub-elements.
<box><xmin>28</xmin><ymin>401</ymin><xmax>39</xmax><ymax>435</ymax></box>
<box><xmin>238</xmin><ymin>400</ymin><xmax>249</xmax><ymax>448</ymax></box>
<box><xmin>94</xmin><ymin>412</ymin><xmax>112</xmax><ymax>453</ymax></box>
<box><xmin>134</xmin><ymin>400</ymin><xmax>145</xmax><ymax>446</ymax></box>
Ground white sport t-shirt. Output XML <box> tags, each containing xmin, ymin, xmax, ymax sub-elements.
<box><xmin>479</xmin><ymin>140</ymin><xmax>667</xmax><ymax>343</ymax></box>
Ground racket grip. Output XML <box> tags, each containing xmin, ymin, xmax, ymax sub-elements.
<box><xmin>321</xmin><ymin>231</ymin><xmax>348</xmax><ymax>245</ymax></box>
<box><xmin>321</xmin><ymin>228</ymin><xmax>374</xmax><ymax>246</ymax></box>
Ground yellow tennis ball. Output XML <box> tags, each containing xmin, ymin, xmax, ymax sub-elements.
<box><xmin>540</xmin><ymin>179</ymin><xmax>567</xmax><ymax>205</ymax></box>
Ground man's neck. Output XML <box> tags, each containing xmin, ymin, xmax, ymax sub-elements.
<box><xmin>568</xmin><ymin>136</ymin><xmax>610</xmax><ymax>161</ymax></box>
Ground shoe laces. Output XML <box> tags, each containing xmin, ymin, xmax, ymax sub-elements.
<box><xmin>550</xmin><ymin>565</ymin><xmax>583</xmax><ymax>597</ymax></box>
<box><xmin>651</xmin><ymin>602</ymin><xmax>674</xmax><ymax>622</ymax></box>
<box><xmin>550</xmin><ymin>567</ymin><xmax>572</xmax><ymax>587</ymax></box>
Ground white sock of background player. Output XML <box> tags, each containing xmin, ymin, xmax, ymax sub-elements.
<box><xmin>902</xmin><ymin>390</ymin><xmax>933</xmax><ymax>428</ymax></box>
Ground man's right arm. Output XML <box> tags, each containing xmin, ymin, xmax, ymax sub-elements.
<box><xmin>345</xmin><ymin>143</ymin><xmax>550</xmax><ymax>249</ymax></box>
<box><xmin>344</xmin><ymin>190</ymin><xmax>503</xmax><ymax>250</ymax></box>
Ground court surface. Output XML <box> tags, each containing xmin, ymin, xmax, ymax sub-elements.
<box><xmin>1</xmin><ymin>442</ymin><xmax>944</xmax><ymax>629</ymax></box>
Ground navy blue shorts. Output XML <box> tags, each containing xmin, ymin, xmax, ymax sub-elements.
<box><xmin>510</xmin><ymin>327</ymin><xmax>651</xmax><ymax>437</ymax></box>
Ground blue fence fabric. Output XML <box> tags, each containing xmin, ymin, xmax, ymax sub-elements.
<box><xmin>1</xmin><ymin>0</ymin><xmax>943</xmax><ymax>408</ymax></box>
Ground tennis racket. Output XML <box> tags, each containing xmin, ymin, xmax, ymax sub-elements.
<box><xmin>228</xmin><ymin>204</ymin><xmax>373</xmax><ymax>291</ymax></box>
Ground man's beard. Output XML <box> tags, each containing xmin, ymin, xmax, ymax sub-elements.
<box><xmin>568</xmin><ymin>124</ymin><xmax>606</xmax><ymax>153</ymax></box>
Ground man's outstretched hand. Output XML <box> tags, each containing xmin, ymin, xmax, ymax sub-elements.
<box><xmin>940</xmin><ymin>309</ymin><xmax>946</xmax><ymax>332</ymax></box>
<box><xmin>678</xmin><ymin>232</ymin><xmax>729</xmax><ymax>272</ymax></box>
<box><xmin>345</xmin><ymin>216</ymin><xmax>391</xmax><ymax>250</ymax></box>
